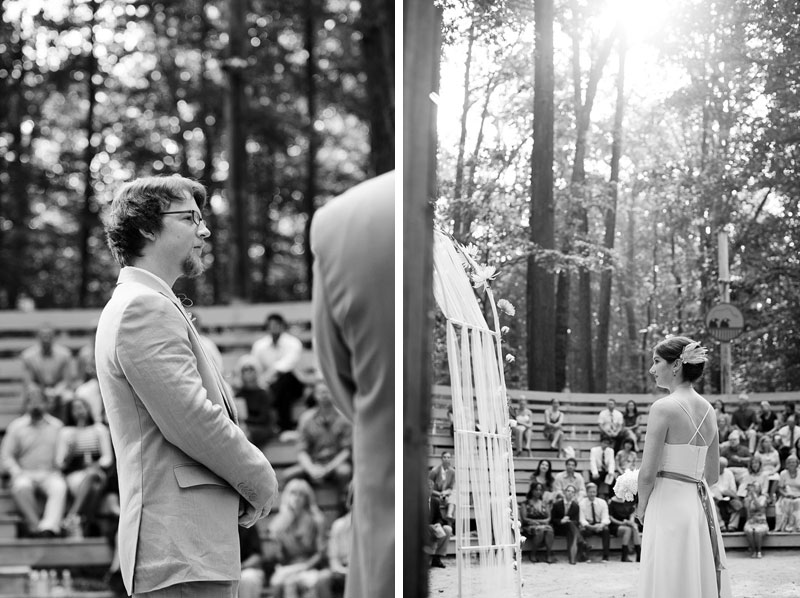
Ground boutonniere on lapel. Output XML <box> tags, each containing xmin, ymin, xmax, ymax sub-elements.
<box><xmin>176</xmin><ymin>294</ymin><xmax>197</xmax><ymax>325</ymax></box>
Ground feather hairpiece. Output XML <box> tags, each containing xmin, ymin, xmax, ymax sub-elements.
<box><xmin>679</xmin><ymin>341</ymin><xmax>708</xmax><ymax>365</ymax></box>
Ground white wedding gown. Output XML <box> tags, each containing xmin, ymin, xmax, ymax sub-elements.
<box><xmin>638</xmin><ymin>403</ymin><xmax>732</xmax><ymax>598</ymax></box>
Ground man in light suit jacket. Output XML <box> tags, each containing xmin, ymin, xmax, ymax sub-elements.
<box><xmin>95</xmin><ymin>175</ymin><xmax>278</xmax><ymax>598</ymax></box>
<box><xmin>310</xmin><ymin>170</ymin><xmax>394</xmax><ymax>598</ymax></box>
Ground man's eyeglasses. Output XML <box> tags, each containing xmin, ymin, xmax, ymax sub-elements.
<box><xmin>161</xmin><ymin>210</ymin><xmax>204</xmax><ymax>226</ymax></box>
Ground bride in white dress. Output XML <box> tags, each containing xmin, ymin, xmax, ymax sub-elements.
<box><xmin>636</xmin><ymin>337</ymin><xmax>732</xmax><ymax>598</ymax></box>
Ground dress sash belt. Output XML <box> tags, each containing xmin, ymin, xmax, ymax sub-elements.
<box><xmin>657</xmin><ymin>470</ymin><xmax>723</xmax><ymax>598</ymax></box>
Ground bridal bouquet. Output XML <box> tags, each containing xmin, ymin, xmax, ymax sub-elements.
<box><xmin>614</xmin><ymin>469</ymin><xmax>639</xmax><ymax>502</ymax></box>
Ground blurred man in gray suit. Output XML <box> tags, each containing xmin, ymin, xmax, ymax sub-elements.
<box><xmin>95</xmin><ymin>175</ymin><xmax>278</xmax><ymax>598</ymax></box>
<box><xmin>311</xmin><ymin>171</ymin><xmax>395</xmax><ymax>598</ymax></box>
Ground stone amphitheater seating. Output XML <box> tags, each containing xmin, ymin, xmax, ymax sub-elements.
<box><xmin>428</xmin><ymin>384</ymin><xmax>800</xmax><ymax>555</ymax></box>
<box><xmin>0</xmin><ymin>303</ymin><xmax>329</xmax><ymax>591</ymax></box>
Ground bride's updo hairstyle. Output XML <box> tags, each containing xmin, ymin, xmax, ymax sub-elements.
<box><xmin>654</xmin><ymin>336</ymin><xmax>706</xmax><ymax>383</ymax></box>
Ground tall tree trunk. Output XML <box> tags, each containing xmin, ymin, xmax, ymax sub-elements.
<box><xmin>225</xmin><ymin>0</ymin><xmax>250</xmax><ymax>301</ymax></box>
<box><xmin>641</xmin><ymin>218</ymin><xmax>658</xmax><ymax>390</ymax></box>
<box><xmin>78</xmin><ymin>0</ymin><xmax>99</xmax><ymax>307</ymax></box>
<box><xmin>567</xmin><ymin>3</ymin><xmax>617</xmax><ymax>392</ymax></box>
<box><xmin>360</xmin><ymin>0</ymin><xmax>395</xmax><ymax>175</ymax></box>
<box><xmin>554</xmin><ymin>270</ymin><xmax>570</xmax><ymax>391</ymax></box>
<box><xmin>595</xmin><ymin>35</ymin><xmax>626</xmax><ymax>393</ymax></box>
<box><xmin>199</xmin><ymin>1</ymin><xmax>221</xmax><ymax>303</ymax></box>
<box><xmin>527</xmin><ymin>0</ymin><xmax>556</xmax><ymax>391</ymax></box>
<box><xmin>623</xmin><ymin>196</ymin><xmax>639</xmax><ymax>388</ymax></box>
<box><xmin>403</xmin><ymin>1</ymin><xmax>440</xmax><ymax>595</ymax></box>
<box><xmin>3</xmin><ymin>21</ymin><xmax>28</xmax><ymax>309</ymax></box>
<box><xmin>303</xmin><ymin>0</ymin><xmax>318</xmax><ymax>300</ymax></box>
<box><xmin>451</xmin><ymin>19</ymin><xmax>476</xmax><ymax>244</ymax></box>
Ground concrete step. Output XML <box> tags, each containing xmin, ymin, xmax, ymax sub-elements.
<box><xmin>0</xmin><ymin>538</ymin><xmax>112</xmax><ymax>568</ymax></box>
<box><xmin>0</xmin><ymin>566</ymin><xmax>30</xmax><ymax>596</ymax></box>
<box><xmin>0</xmin><ymin>515</ymin><xmax>20</xmax><ymax>540</ymax></box>
<box><xmin>443</xmin><ymin>530</ymin><xmax>800</xmax><ymax>556</ymax></box>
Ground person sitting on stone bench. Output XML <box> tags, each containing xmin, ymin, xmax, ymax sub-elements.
<box><xmin>0</xmin><ymin>384</ymin><xmax>67</xmax><ymax>537</ymax></box>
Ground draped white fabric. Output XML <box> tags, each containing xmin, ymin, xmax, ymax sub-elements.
<box><xmin>432</xmin><ymin>230</ymin><xmax>522</xmax><ymax>598</ymax></box>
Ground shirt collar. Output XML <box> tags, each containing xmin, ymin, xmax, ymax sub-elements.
<box><xmin>118</xmin><ymin>266</ymin><xmax>181</xmax><ymax>304</ymax></box>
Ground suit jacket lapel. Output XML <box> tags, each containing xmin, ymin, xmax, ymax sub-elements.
<box><xmin>167</xmin><ymin>298</ymin><xmax>236</xmax><ymax>422</ymax></box>
<box><xmin>115</xmin><ymin>268</ymin><xmax>236</xmax><ymax>421</ymax></box>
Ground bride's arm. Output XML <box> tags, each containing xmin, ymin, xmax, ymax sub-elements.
<box><xmin>636</xmin><ymin>400</ymin><xmax>669</xmax><ymax>520</ymax></box>
<box><xmin>704</xmin><ymin>427</ymin><xmax>721</xmax><ymax>486</ymax></box>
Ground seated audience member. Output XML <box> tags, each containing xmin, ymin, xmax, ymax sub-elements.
<box><xmin>234</xmin><ymin>355</ymin><xmax>278</xmax><ymax>449</ymax></box>
<box><xmin>758</xmin><ymin>401</ymin><xmax>779</xmax><ymax>438</ymax></box>
<box><xmin>251</xmin><ymin>313</ymin><xmax>306</xmax><ymax>431</ymax></box>
<box><xmin>316</xmin><ymin>486</ymin><xmax>353</xmax><ymax>597</ymax></box>
<box><xmin>597</xmin><ymin>399</ymin><xmax>625</xmax><ymax>451</ymax></box>
<box><xmin>710</xmin><ymin>457</ymin><xmax>743</xmax><ymax>532</ymax></box>
<box><xmin>295</xmin><ymin>381</ymin><xmax>352</xmax><ymax>496</ymax></box>
<box><xmin>0</xmin><ymin>385</ymin><xmax>67</xmax><ymax>537</ymax></box>
<box><xmin>267</xmin><ymin>479</ymin><xmax>327</xmax><ymax>598</ymax></box>
<box><xmin>428</xmin><ymin>451</ymin><xmax>456</xmax><ymax>522</ymax></box>
<box><xmin>714</xmin><ymin>399</ymin><xmax>732</xmax><ymax>443</ymax></box>
<box><xmin>737</xmin><ymin>455</ymin><xmax>770</xmax><ymax>513</ymax></box>
<box><xmin>754</xmin><ymin>434</ymin><xmax>781</xmax><ymax>494</ymax></box>
<box><xmin>719</xmin><ymin>430</ymin><xmax>751</xmax><ymax>480</ymax></box>
<box><xmin>425</xmin><ymin>479</ymin><xmax>452</xmax><ymax>569</ymax></box>
<box><xmin>615</xmin><ymin>437</ymin><xmax>637</xmax><ymax>473</ymax></box>
<box><xmin>589</xmin><ymin>435</ymin><xmax>616</xmax><ymax>498</ymax></box>
<box><xmin>731</xmin><ymin>393</ymin><xmax>759</xmax><ymax>454</ymax></box>
<box><xmin>550</xmin><ymin>484</ymin><xmax>584</xmax><ymax>565</ymax></box>
<box><xmin>608</xmin><ymin>491</ymin><xmax>640</xmax><ymax>562</ymax></box>
<box><xmin>530</xmin><ymin>459</ymin><xmax>556</xmax><ymax>503</ymax></box>
<box><xmin>520</xmin><ymin>482</ymin><xmax>555</xmax><ymax>563</ymax></box>
<box><xmin>775</xmin><ymin>454</ymin><xmax>800</xmax><ymax>532</ymax></box>
<box><xmin>239</xmin><ymin>521</ymin><xmax>266</xmax><ymax>598</ymax></box>
<box><xmin>543</xmin><ymin>398</ymin><xmax>566</xmax><ymax>457</ymax></box>
<box><xmin>776</xmin><ymin>414</ymin><xmax>800</xmax><ymax>469</ymax></box>
<box><xmin>72</xmin><ymin>339</ymin><xmax>105</xmax><ymax>423</ymax></box>
<box><xmin>56</xmin><ymin>398</ymin><xmax>113</xmax><ymax>537</ymax></box>
<box><xmin>21</xmin><ymin>326</ymin><xmax>75</xmax><ymax>420</ymax></box>
<box><xmin>553</xmin><ymin>457</ymin><xmax>586</xmax><ymax>500</ymax></box>
<box><xmin>622</xmin><ymin>400</ymin><xmax>642</xmax><ymax>451</ymax></box>
<box><xmin>743</xmin><ymin>482</ymin><xmax>769</xmax><ymax>559</ymax></box>
<box><xmin>776</xmin><ymin>402</ymin><xmax>797</xmax><ymax>429</ymax></box>
<box><xmin>512</xmin><ymin>399</ymin><xmax>534</xmax><ymax>457</ymax></box>
<box><xmin>578</xmin><ymin>482</ymin><xmax>611</xmax><ymax>563</ymax></box>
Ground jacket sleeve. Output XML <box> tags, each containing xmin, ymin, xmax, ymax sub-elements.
<box><xmin>116</xmin><ymin>293</ymin><xmax>277</xmax><ymax>511</ymax></box>
<box><xmin>310</xmin><ymin>222</ymin><xmax>356</xmax><ymax>423</ymax></box>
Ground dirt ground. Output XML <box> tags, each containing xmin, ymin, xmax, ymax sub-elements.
<box><xmin>427</xmin><ymin>549</ymin><xmax>800</xmax><ymax>598</ymax></box>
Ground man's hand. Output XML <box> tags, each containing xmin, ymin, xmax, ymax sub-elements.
<box><xmin>238</xmin><ymin>497</ymin><xmax>269</xmax><ymax>528</ymax></box>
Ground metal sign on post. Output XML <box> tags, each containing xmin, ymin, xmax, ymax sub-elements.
<box><xmin>705</xmin><ymin>303</ymin><xmax>744</xmax><ymax>342</ymax></box>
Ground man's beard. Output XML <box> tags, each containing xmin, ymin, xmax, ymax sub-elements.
<box><xmin>182</xmin><ymin>253</ymin><xmax>205</xmax><ymax>278</ymax></box>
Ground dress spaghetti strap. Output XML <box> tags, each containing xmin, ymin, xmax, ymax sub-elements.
<box><xmin>671</xmin><ymin>397</ymin><xmax>712</xmax><ymax>445</ymax></box>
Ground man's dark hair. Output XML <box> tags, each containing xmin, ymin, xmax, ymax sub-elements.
<box><xmin>265</xmin><ymin>313</ymin><xmax>287</xmax><ymax>329</ymax></box>
<box><xmin>104</xmin><ymin>175</ymin><xmax>207</xmax><ymax>267</ymax></box>
<box><xmin>565</xmin><ymin>457</ymin><xmax>577</xmax><ymax>466</ymax></box>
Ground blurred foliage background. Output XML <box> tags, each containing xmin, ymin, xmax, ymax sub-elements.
<box><xmin>433</xmin><ymin>0</ymin><xmax>800</xmax><ymax>393</ymax></box>
<box><xmin>0</xmin><ymin>0</ymin><xmax>394</xmax><ymax>309</ymax></box>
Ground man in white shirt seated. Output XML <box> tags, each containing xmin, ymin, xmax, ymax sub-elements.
<box><xmin>709</xmin><ymin>457</ymin><xmax>743</xmax><ymax>532</ymax></box>
<box><xmin>251</xmin><ymin>313</ymin><xmax>306</xmax><ymax>431</ymax></box>
<box><xmin>776</xmin><ymin>414</ymin><xmax>800</xmax><ymax>469</ymax></box>
<box><xmin>553</xmin><ymin>457</ymin><xmax>587</xmax><ymax>500</ymax></box>
<box><xmin>578</xmin><ymin>482</ymin><xmax>610</xmax><ymax>562</ymax></box>
<box><xmin>589</xmin><ymin>435</ymin><xmax>616</xmax><ymax>498</ymax></box>
<box><xmin>597</xmin><ymin>398</ymin><xmax>625</xmax><ymax>451</ymax></box>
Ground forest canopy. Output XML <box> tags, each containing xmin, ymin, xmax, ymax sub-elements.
<box><xmin>433</xmin><ymin>0</ymin><xmax>800</xmax><ymax>394</ymax></box>
<box><xmin>0</xmin><ymin>0</ymin><xmax>393</xmax><ymax>309</ymax></box>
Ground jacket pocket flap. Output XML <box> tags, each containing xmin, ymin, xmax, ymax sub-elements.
<box><xmin>173</xmin><ymin>464</ymin><xmax>228</xmax><ymax>489</ymax></box>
